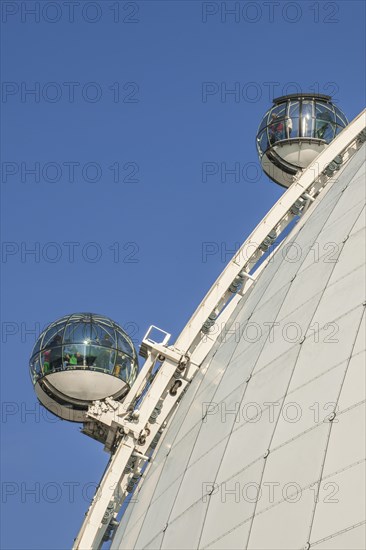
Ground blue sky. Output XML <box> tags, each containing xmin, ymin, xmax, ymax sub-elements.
<box><xmin>1</xmin><ymin>1</ymin><xmax>365</xmax><ymax>548</ymax></box>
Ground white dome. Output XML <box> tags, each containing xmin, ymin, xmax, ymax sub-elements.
<box><xmin>112</xmin><ymin>144</ymin><xmax>366</xmax><ymax>550</ymax></box>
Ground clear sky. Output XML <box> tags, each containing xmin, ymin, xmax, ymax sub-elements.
<box><xmin>1</xmin><ymin>1</ymin><xmax>365</xmax><ymax>548</ymax></box>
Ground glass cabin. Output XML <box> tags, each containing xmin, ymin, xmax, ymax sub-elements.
<box><xmin>30</xmin><ymin>313</ymin><xmax>139</xmax><ymax>421</ymax></box>
<box><xmin>256</xmin><ymin>94</ymin><xmax>348</xmax><ymax>187</ymax></box>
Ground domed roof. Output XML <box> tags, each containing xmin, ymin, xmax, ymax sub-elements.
<box><xmin>113</xmin><ymin>138</ymin><xmax>366</xmax><ymax>550</ymax></box>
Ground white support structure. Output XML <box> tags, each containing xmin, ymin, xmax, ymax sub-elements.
<box><xmin>72</xmin><ymin>110</ymin><xmax>366</xmax><ymax>550</ymax></box>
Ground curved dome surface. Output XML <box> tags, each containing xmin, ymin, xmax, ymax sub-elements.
<box><xmin>30</xmin><ymin>313</ymin><xmax>139</xmax><ymax>421</ymax></box>
<box><xmin>113</xmin><ymin>144</ymin><xmax>366</xmax><ymax>549</ymax></box>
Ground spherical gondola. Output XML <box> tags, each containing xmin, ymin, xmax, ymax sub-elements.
<box><xmin>29</xmin><ymin>313</ymin><xmax>139</xmax><ymax>421</ymax></box>
<box><xmin>256</xmin><ymin>93</ymin><xmax>348</xmax><ymax>187</ymax></box>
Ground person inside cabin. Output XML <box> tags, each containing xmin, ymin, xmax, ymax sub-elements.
<box><xmin>269</xmin><ymin>113</ymin><xmax>285</xmax><ymax>144</ymax></box>
<box><xmin>49</xmin><ymin>334</ymin><xmax>63</xmax><ymax>370</ymax></box>
<box><xmin>315</xmin><ymin>110</ymin><xmax>333</xmax><ymax>140</ymax></box>
<box><xmin>96</xmin><ymin>334</ymin><xmax>113</xmax><ymax>370</ymax></box>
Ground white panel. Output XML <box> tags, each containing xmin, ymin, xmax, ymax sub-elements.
<box><xmin>325</xmin><ymin>188</ymin><xmax>365</xmax><ymax>230</ymax></box>
<box><xmin>143</xmin><ymin>532</ymin><xmax>164</xmax><ymax>549</ymax></box>
<box><xmin>154</xmin><ymin>423</ymin><xmax>201</xmax><ymax>499</ymax></box>
<box><xmin>247</xmin><ymin>487</ymin><xmax>316</xmax><ymax>550</ymax></box>
<box><xmin>340</xmin><ymin>144</ymin><xmax>366</xmax><ymax>179</ymax></box>
<box><xmin>215</xmin><ymin>415</ymin><xmax>276</xmax><ymax>485</ymax></box>
<box><xmin>252</xmin><ymin>336</ymin><xmax>299</xmax><ymax>376</ymax></box>
<box><xmin>312</xmin><ymin>523</ymin><xmax>366</xmax><ymax>550</ymax></box>
<box><xmin>299</xmin><ymin>195</ymin><xmax>341</xmax><ymax>242</ymax></box>
<box><xmin>282</xmin><ymin>188</ymin><xmax>341</xmax><ymax>256</ymax></box>
<box><xmin>280</xmin><ymin>294</ymin><xmax>321</xmax><ymax>343</ymax></box>
<box><xmin>240</xmin><ymin>250</ymin><xmax>286</xmax><ymax>313</ymax></box>
<box><xmin>193</xmin><ymin>326</ymin><xmax>244</xmax><ymax>405</ymax></box>
<box><xmin>189</xmin><ymin>384</ymin><xmax>245</xmax><ymax>464</ymax></box>
<box><xmin>337</xmin><ymin>351</ymin><xmax>366</xmax><ymax>411</ymax></box>
<box><xmin>202</xmin><ymin>523</ymin><xmax>251</xmax><ymax>550</ymax></box>
<box><xmin>289</xmin><ymin>181</ymin><xmax>344</xmax><ymax>237</ymax></box>
<box><xmin>277</xmin><ymin>258</ymin><xmax>334</xmax><ymax>320</ymax></box>
<box><xmin>332</xmin><ymin>169</ymin><xmax>366</xmax><ymax>214</ymax></box>
<box><xmin>116</xmin><ymin>512</ymin><xmax>147</xmax><ymax>550</ymax></box>
<box><xmin>352</xmin><ymin>153</ymin><xmax>366</xmax><ymax>178</ymax></box>
<box><xmin>174</xmin><ymin>382</ymin><xmax>219</xmax><ymax>446</ymax></box>
<box><xmin>257</xmin><ymin>296</ymin><xmax>318</xmax><ymax>367</ymax></box>
<box><xmin>161</xmin><ymin>500</ymin><xmax>208</xmax><ymax>550</ymax></box>
<box><xmin>352</xmin><ymin>308</ymin><xmax>366</xmax><ymax>356</ymax></box>
<box><xmin>135</xmin><ymin>477</ymin><xmax>182</xmax><ymax>548</ymax></box>
<box><xmin>213</xmin><ymin>337</ymin><xmax>263</xmax><ymax>403</ymax></box>
<box><xmin>199</xmin><ymin>460</ymin><xmax>263</xmax><ymax>549</ymax></box>
<box><xmin>250</xmin><ymin>354</ymin><xmax>294</xmax><ymax>402</ymax></box>
<box><xmin>170</xmin><ymin>439</ymin><xmax>227</xmax><ymax>521</ymax></box>
<box><xmin>290</xmin><ymin>307</ymin><xmax>363</xmax><ymax>389</ymax></box>
<box><xmin>325</xmin><ymin>163</ymin><xmax>366</xmax><ymax>220</ymax></box>
<box><xmin>321</xmin><ymin>403</ymin><xmax>366</xmax><ymax>477</ymax></box>
<box><xmin>154</xmin><ymin>409</ymin><xmax>193</xmax><ymax>464</ymax></box>
<box><xmin>270</xmin><ymin>360</ymin><xmax>346</xmax><ymax>449</ymax></box>
<box><xmin>296</xmin><ymin>156</ymin><xmax>365</xmax><ymax>274</ymax></box>
<box><xmin>327</xmin><ymin>226</ymin><xmax>366</xmax><ymax>283</ymax></box>
<box><xmin>311</xmin><ymin>269</ymin><xmax>365</xmax><ymax>329</ymax></box>
<box><xmin>194</xmin><ymin>356</ymin><xmax>229</xmax><ymax>402</ymax></box>
<box><xmin>123</xmin><ymin>460</ymin><xmax>166</xmax><ymax>529</ymax></box>
<box><xmin>257</xmin><ymin>423</ymin><xmax>329</xmax><ymax>513</ymax></box>
<box><xmin>299</xmin><ymin>202</ymin><xmax>364</xmax><ymax>273</ymax></box>
<box><xmin>235</xmin><ymin>347</ymin><xmax>298</xmax><ymax>432</ymax></box>
<box><xmin>290</xmin><ymin>229</ymin><xmax>334</xmax><ymax>276</ymax></box>
<box><xmin>201</xmin><ymin>330</ymin><xmax>240</xmax><ymax>381</ymax></box>
<box><xmin>231</xmin><ymin>282</ymin><xmax>291</xmax><ymax>363</ymax></box>
<box><xmin>310</xmin><ymin>462</ymin><xmax>366</xmax><ymax>543</ymax></box>
<box><xmin>349</xmin><ymin>205</ymin><xmax>365</xmax><ymax>235</ymax></box>
<box><xmin>258</xmin><ymin>252</ymin><xmax>301</xmax><ymax>304</ymax></box>
<box><xmin>111</xmin><ymin>500</ymin><xmax>138</xmax><ymax>550</ymax></box>
<box><xmin>250</xmin><ymin>278</ymin><xmax>291</xmax><ymax>322</ymax></box>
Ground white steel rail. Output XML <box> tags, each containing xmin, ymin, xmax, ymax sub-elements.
<box><xmin>72</xmin><ymin>109</ymin><xmax>366</xmax><ymax>550</ymax></box>
<box><xmin>176</xmin><ymin>109</ymin><xmax>366</xmax><ymax>351</ymax></box>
